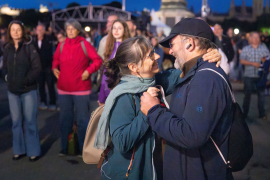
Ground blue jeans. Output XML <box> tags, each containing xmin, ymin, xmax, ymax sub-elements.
<box><xmin>8</xmin><ymin>90</ymin><xmax>41</xmax><ymax>156</ymax></box>
<box><xmin>243</xmin><ymin>77</ymin><xmax>265</xmax><ymax>118</ymax></box>
<box><xmin>58</xmin><ymin>94</ymin><xmax>90</xmax><ymax>153</ymax></box>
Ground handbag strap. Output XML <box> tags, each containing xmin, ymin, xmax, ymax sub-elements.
<box><xmin>198</xmin><ymin>68</ymin><xmax>233</xmax><ymax>166</ymax></box>
<box><xmin>156</xmin><ymin>85</ymin><xmax>170</xmax><ymax>109</ymax></box>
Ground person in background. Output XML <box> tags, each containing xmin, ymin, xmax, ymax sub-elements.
<box><xmin>52</xmin><ymin>19</ymin><xmax>102</xmax><ymax>156</ymax></box>
<box><xmin>85</xmin><ymin>32</ymin><xmax>91</xmax><ymax>44</ymax></box>
<box><xmin>240</xmin><ymin>32</ymin><xmax>270</xmax><ymax>120</ymax></box>
<box><xmin>2</xmin><ymin>20</ymin><xmax>41</xmax><ymax>161</ymax></box>
<box><xmin>90</xmin><ymin>28</ymin><xmax>102</xmax><ymax>50</ymax></box>
<box><xmin>157</xmin><ymin>30</ymin><xmax>166</xmax><ymax>41</ymax></box>
<box><xmin>213</xmin><ymin>24</ymin><xmax>235</xmax><ymax>63</ymax></box>
<box><xmin>264</xmin><ymin>31</ymin><xmax>270</xmax><ymax>49</ymax></box>
<box><xmin>98</xmin><ymin>20</ymin><xmax>131</xmax><ymax>106</ymax></box>
<box><xmin>227</xmin><ymin>27</ymin><xmax>234</xmax><ymax>39</ymax></box>
<box><xmin>56</xmin><ymin>32</ymin><xmax>66</xmax><ymax>44</ymax></box>
<box><xmin>33</xmin><ymin>24</ymin><xmax>56</xmax><ymax>111</ymax></box>
<box><xmin>98</xmin><ymin>14</ymin><xmax>118</xmax><ymax>60</ymax></box>
<box><xmin>126</xmin><ymin>20</ymin><xmax>137</xmax><ymax>38</ymax></box>
<box><xmin>151</xmin><ymin>36</ymin><xmax>164</xmax><ymax>71</ymax></box>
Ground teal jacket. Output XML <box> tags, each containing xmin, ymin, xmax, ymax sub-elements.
<box><xmin>101</xmin><ymin>69</ymin><xmax>182</xmax><ymax>180</ymax></box>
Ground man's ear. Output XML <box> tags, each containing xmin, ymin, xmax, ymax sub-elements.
<box><xmin>128</xmin><ymin>63</ymin><xmax>138</xmax><ymax>73</ymax></box>
<box><xmin>186</xmin><ymin>38</ymin><xmax>195</xmax><ymax>52</ymax></box>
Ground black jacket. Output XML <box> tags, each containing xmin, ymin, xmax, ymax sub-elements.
<box><xmin>2</xmin><ymin>41</ymin><xmax>41</xmax><ymax>95</ymax></box>
<box><xmin>32</xmin><ymin>35</ymin><xmax>53</xmax><ymax>70</ymax></box>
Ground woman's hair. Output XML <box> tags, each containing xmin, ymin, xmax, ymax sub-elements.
<box><xmin>104</xmin><ymin>20</ymin><xmax>131</xmax><ymax>61</ymax></box>
<box><xmin>104</xmin><ymin>36</ymin><xmax>152</xmax><ymax>89</ymax></box>
<box><xmin>6</xmin><ymin>20</ymin><xmax>30</xmax><ymax>44</ymax></box>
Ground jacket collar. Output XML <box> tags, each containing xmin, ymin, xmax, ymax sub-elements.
<box><xmin>180</xmin><ymin>55</ymin><xmax>203</xmax><ymax>78</ymax></box>
<box><xmin>65</xmin><ymin>35</ymin><xmax>85</xmax><ymax>44</ymax></box>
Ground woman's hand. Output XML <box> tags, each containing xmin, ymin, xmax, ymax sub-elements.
<box><xmin>98</xmin><ymin>102</ymin><xmax>105</xmax><ymax>106</ymax></box>
<box><xmin>202</xmin><ymin>48</ymin><xmax>221</xmax><ymax>67</ymax></box>
<box><xmin>147</xmin><ymin>87</ymin><xmax>160</xmax><ymax>97</ymax></box>
<box><xmin>53</xmin><ymin>68</ymin><xmax>60</xmax><ymax>79</ymax></box>
<box><xmin>82</xmin><ymin>70</ymin><xmax>90</xmax><ymax>81</ymax></box>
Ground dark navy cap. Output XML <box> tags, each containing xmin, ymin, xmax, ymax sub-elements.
<box><xmin>159</xmin><ymin>18</ymin><xmax>214</xmax><ymax>48</ymax></box>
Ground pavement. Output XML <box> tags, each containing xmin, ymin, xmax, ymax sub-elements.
<box><xmin>0</xmin><ymin>79</ymin><xmax>270</xmax><ymax>180</ymax></box>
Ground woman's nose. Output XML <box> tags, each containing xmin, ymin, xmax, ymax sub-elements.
<box><xmin>154</xmin><ymin>53</ymin><xmax>160</xmax><ymax>60</ymax></box>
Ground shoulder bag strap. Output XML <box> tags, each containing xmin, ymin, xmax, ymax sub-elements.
<box><xmin>81</xmin><ymin>41</ymin><xmax>91</xmax><ymax>63</ymax></box>
<box><xmin>60</xmin><ymin>42</ymin><xmax>65</xmax><ymax>53</ymax></box>
<box><xmin>198</xmin><ymin>68</ymin><xmax>235</xmax><ymax>166</ymax></box>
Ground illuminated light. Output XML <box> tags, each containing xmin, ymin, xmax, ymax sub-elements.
<box><xmin>234</xmin><ymin>28</ymin><xmax>240</xmax><ymax>35</ymax></box>
<box><xmin>85</xmin><ymin>26</ymin><xmax>91</xmax><ymax>32</ymax></box>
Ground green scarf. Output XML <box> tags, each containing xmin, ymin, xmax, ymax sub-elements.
<box><xmin>94</xmin><ymin>75</ymin><xmax>155</xmax><ymax>150</ymax></box>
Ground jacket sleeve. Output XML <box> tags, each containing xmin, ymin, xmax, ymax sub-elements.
<box><xmin>110</xmin><ymin>94</ymin><xmax>150</xmax><ymax>153</ymax></box>
<box><xmin>223</xmin><ymin>37</ymin><xmax>234</xmax><ymax>62</ymax></box>
<box><xmin>155</xmin><ymin>69</ymin><xmax>182</xmax><ymax>96</ymax></box>
<box><xmin>52</xmin><ymin>43</ymin><xmax>61</xmax><ymax>70</ymax></box>
<box><xmin>147</xmin><ymin>71</ymin><xmax>227</xmax><ymax>149</ymax></box>
<box><xmin>24</xmin><ymin>44</ymin><xmax>41</xmax><ymax>85</ymax></box>
<box><xmin>84</xmin><ymin>41</ymin><xmax>102</xmax><ymax>74</ymax></box>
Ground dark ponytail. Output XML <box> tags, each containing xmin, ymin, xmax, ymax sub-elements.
<box><xmin>104</xmin><ymin>36</ymin><xmax>153</xmax><ymax>89</ymax></box>
<box><xmin>104</xmin><ymin>58</ymin><xmax>121</xmax><ymax>89</ymax></box>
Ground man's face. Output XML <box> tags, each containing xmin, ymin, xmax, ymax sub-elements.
<box><xmin>106</xmin><ymin>15</ymin><xmax>118</xmax><ymax>32</ymax></box>
<box><xmin>213</xmin><ymin>25</ymin><xmax>223</xmax><ymax>37</ymax></box>
<box><xmin>169</xmin><ymin>35</ymin><xmax>187</xmax><ymax>70</ymax></box>
<box><xmin>251</xmin><ymin>33</ymin><xmax>261</xmax><ymax>45</ymax></box>
<box><xmin>36</xmin><ymin>25</ymin><xmax>45</xmax><ymax>37</ymax></box>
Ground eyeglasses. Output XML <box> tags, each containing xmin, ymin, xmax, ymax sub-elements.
<box><xmin>169</xmin><ymin>38</ymin><xmax>188</xmax><ymax>49</ymax></box>
<box><xmin>144</xmin><ymin>48</ymin><xmax>155</xmax><ymax>61</ymax></box>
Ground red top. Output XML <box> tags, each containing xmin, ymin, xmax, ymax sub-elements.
<box><xmin>52</xmin><ymin>36</ymin><xmax>102</xmax><ymax>92</ymax></box>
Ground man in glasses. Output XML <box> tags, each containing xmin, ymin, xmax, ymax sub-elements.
<box><xmin>141</xmin><ymin>18</ymin><xmax>234</xmax><ymax>179</ymax></box>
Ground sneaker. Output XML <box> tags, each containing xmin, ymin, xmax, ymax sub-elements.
<box><xmin>29</xmin><ymin>156</ymin><xmax>39</xmax><ymax>162</ymax></box>
<box><xmin>58</xmin><ymin>150</ymin><xmax>67</xmax><ymax>157</ymax></box>
<box><xmin>39</xmin><ymin>102</ymin><xmax>48</xmax><ymax>110</ymax></box>
<box><xmin>48</xmin><ymin>105</ymin><xmax>56</xmax><ymax>111</ymax></box>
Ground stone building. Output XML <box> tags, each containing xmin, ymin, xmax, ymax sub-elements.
<box><xmin>155</xmin><ymin>0</ymin><xmax>194</xmax><ymax>28</ymax></box>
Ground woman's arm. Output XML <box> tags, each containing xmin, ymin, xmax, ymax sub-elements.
<box><xmin>110</xmin><ymin>94</ymin><xmax>150</xmax><ymax>153</ymax></box>
<box><xmin>23</xmin><ymin>44</ymin><xmax>41</xmax><ymax>85</ymax></box>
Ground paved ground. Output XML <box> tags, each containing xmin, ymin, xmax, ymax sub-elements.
<box><xmin>0</xmin><ymin>79</ymin><xmax>270</xmax><ymax>180</ymax></box>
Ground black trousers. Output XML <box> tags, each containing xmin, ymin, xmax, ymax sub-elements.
<box><xmin>38</xmin><ymin>68</ymin><xmax>56</xmax><ymax>105</ymax></box>
<box><xmin>242</xmin><ymin>77</ymin><xmax>265</xmax><ymax>118</ymax></box>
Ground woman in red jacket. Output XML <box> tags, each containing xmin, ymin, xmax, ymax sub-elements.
<box><xmin>52</xmin><ymin>19</ymin><xmax>102</xmax><ymax>156</ymax></box>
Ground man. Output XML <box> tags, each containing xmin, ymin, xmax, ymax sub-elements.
<box><xmin>240</xmin><ymin>32</ymin><xmax>269</xmax><ymax>119</ymax></box>
<box><xmin>97</xmin><ymin>14</ymin><xmax>118</xmax><ymax>59</ymax></box>
<box><xmin>126</xmin><ymin>20</ymin><xmax>137</xmax><ymax>38</ymax></box>
<box><xmin>56</xmin><ymin>32</ymin><xmax>66</xmax><ymax>43</ymax></box>
<box><xmin>33</xmin><ymin>24</ymin><xmax>56</xmax><ymax>110</ymax></box>
<box><xmin>214</xmin><ymin>24</ymin><xmax>234</xmax><ymax>63</ymax></box>
<box><xmin>140</xmin><ymin>18</ymin><xmax>234</xmax><ymax>179</ymax></box>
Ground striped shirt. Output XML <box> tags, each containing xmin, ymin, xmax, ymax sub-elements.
<box><xmin>240</xmin><ymin>44</ymin><xmax>269</xmax><ymax>78</ymax></box>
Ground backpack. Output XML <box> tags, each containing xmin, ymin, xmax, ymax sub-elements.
<box><xmin>60</xmin><ymin>41</ymin><xmax>91</xmax><ymax>63</ymax></box>
<box><xmin>198</xmin><ymin>68</ymin><xmax>253</xmax><ymax>172</ymax></box>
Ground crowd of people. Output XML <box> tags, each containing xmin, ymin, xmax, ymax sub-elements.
<box><xmin>0</xmin><ymin>13</ymin><xmax>268</xmax><ymax>179</ymax></box>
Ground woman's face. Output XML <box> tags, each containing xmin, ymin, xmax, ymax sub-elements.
<box><xmin>112</xmin><ymin>22</ymin><xmax>124</xmax><ymax>42</ymax></box>
<box><xmin>66</xmin><ymin>25</ymin><xmax>80</xmax><ymax>39</ymax></box>
<box><xmin>10</xmin><ymin>24</ymin><xmax>23</xmax><ymax>41</ymax></box>
<box><xmin>137</xmin><ymin>48</ymin><xmax>160</xmax><ymax>78</ymax></box>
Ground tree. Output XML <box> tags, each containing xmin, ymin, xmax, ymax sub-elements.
<box><xmin>16</xmin><ymin>9</ymin><xmax>41</xmax><ymax>28</ymax></box>
<box><xmin>0</xmin><ymin>14</ymin><xmax>13</xmax><ymax>28</ymax></box>
<box><xmin>66</xmin><ymin>2</ymin><xmax>80</xmax><ymax>9</ymax></box>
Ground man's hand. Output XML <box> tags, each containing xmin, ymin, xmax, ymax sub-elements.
<box><xmin>53</xmin><ymin>68</ymin><xmax>60</xmax><ymax>79</ymax></box>
<box><xmin>140</xmin><ymin>92</ymin><xmax>160</xmax><ymax>116</ymax></box>
<box><xmin>147</xmin><ymin>87</ymin><xmax>160</xmax><ymax>97</ymax></box>
<box><xmin>202</xmin><ymin>48</ymin><xmax>221</xmax><ymax>67</ymax></box>
<box><xmin>82</xmin><ymin>70</ymin><xmax>90</xmax><ymax>81</ymax></box>
<box><xmin>252</xmin><ymin>62</ymin><xmax>261</xmax><ymax>68</ymax></box>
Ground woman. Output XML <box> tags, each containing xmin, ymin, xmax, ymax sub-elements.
<box><xmin>98</xmin><ymin>20</ymin><xmax>130</xmax><ymax>105</ymax></box>
<box><xmin>52</xmin><ymin>19</ymin><xmax>102</xmax><ymax>156</ymax></box>
<box><xmin>94</xmin><ymin>36</ymin><xmax>221</xmax><ymax>180</ymax></box>
<box><xmin>2</xmin><ymin>20</ymin><xmax>41</xmax><ymax>161</ymax></box>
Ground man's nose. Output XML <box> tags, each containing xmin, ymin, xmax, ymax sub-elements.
<box><xmin>169</xmin><ymin>48</ymin><xmax>173</xmax><ymax>55</ymax></box>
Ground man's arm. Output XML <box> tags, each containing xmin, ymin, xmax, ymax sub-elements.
<box><xmin>240</xmin><ymin>59</ymin><xmax>260</xmax><ymax>68</ymax></box>
<box><xmin>141</xmin><ymin>72</ymin><xmax>228</xmax><ymax>149</ymax></box>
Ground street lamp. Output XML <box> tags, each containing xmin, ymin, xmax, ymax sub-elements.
<box><xmin>85</xmin><ymin>26</ymin><xmax>91</xmax><ymax>32</ymax></box>
<box><xmin>234</xmin><ymin>28</ymin><xmax>239</xmax><ymax>35</ymax></box>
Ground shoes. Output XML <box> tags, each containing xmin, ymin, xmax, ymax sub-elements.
<box><xmin>77</xmin><ymin>152</ymin><xmax>82</xmax><ymax>158</ymax></box>
<box><xmin>12</xmin><ymin>154</ymin><xmax>26</xmax><ymax>160</ymax></box>
<box><xmin>29</xmin><ymin>156</ymin><xmax>39</xmax><ymax>162</ymax></box>
<box><xmin>58</xmin><ymin>150</ymin><xmax>67</xmax><ymax>157</ymax></box>
<box><xmin>39</xmin><ymin>102</ymin><xmax>48</xmax><ymax>110</ymax></box>
<box><xmin>48</xmin><ymin>105</ymin><xmax>56</xmax><ymax>111</ymax></box>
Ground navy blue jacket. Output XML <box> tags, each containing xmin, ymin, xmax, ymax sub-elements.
<box><xmin>149</xmin><ymin>58</ymin><xmax>234</xmax><ymax>180</ymax></box>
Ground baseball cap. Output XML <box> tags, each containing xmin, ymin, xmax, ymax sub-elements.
<box><xmin>159</xmin><ymin>18</ymin><xmax>215</xmax><ymax>48</ymax></box>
